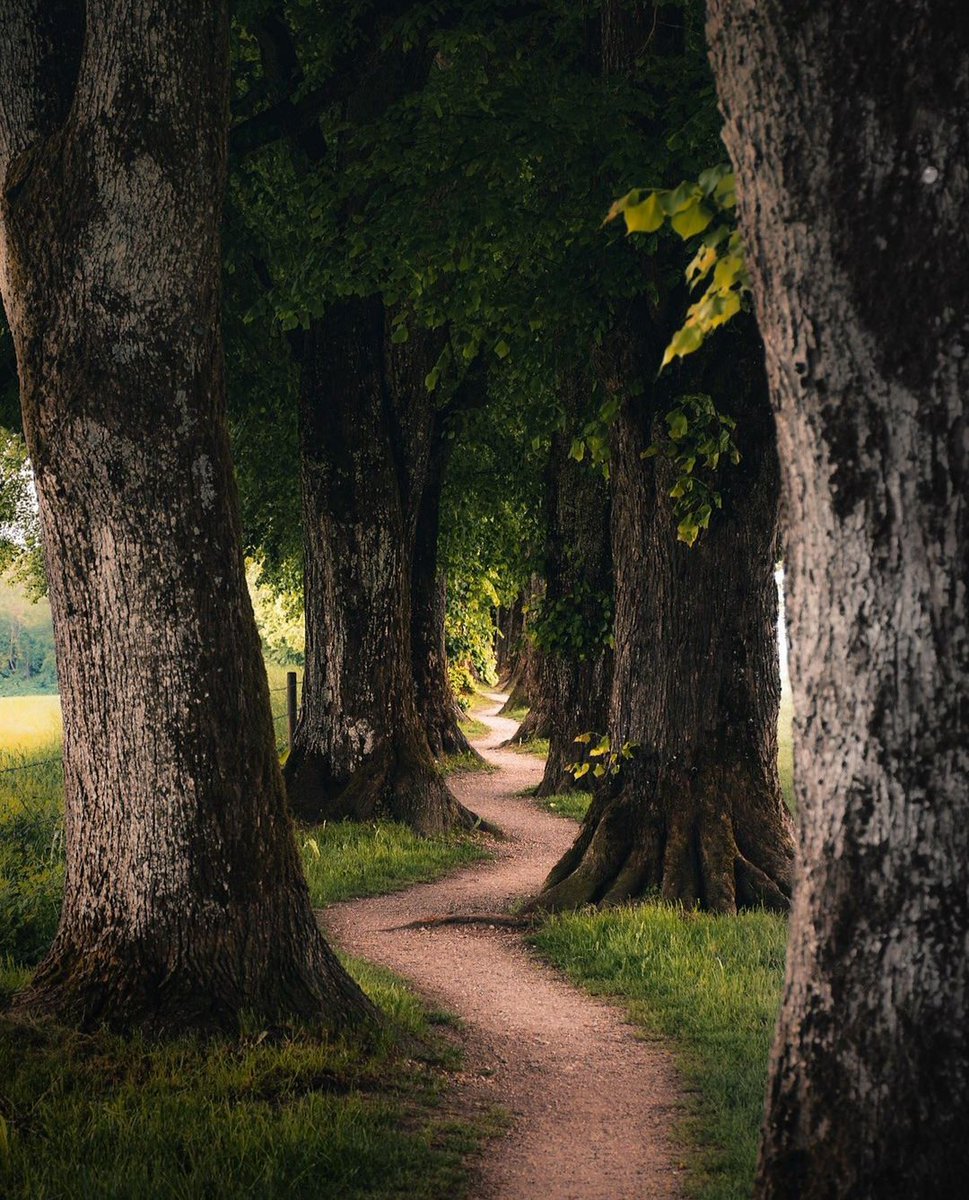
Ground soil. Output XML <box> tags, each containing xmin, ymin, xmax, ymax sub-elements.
<box><xmin>323</xmin><ymin>693</ymin><xmax>686</xmax><ymax>1200</ymax></box>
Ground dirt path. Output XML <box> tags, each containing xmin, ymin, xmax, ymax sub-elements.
<box><xmin>323</xmin><ymin>694</ymin><xmax>685</xmax><ymax>1200</ymax></box>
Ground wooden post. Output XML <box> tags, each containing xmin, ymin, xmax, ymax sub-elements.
<box><xmin>286</xmin><ymin>671</ymin><xmax>297</xmax><ymax>754</ymax></box>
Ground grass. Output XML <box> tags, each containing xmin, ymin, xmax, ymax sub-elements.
<box><xmin>536</xmin><ymin>791</ymin><xmax>591</xmax><ymax>822</ymax></box>
<box><xmin>0</xmin><ymin>670</ymin><xmax>498</xmax><ymax>1200</ymax></box>
<box><xmin>533</xmin><ymin>905</ymin><xmax>787</xmax><ymax>1200</ymax></box>
<box><xmin>0</xmin><ymin>956</ymin><xmax>493</xmax><ymax>1200</ymax></box>
<box><xmin>457</xmin><ymin>712</ymin><xmax>489</xmax><ymax>739</ymax></box>
<box><xmin>439</xmin><ymin>750</ymin><xmax>497</xmax><ymax>777</ymax></box>
<box><xmin>299</xmin><ymin>821</ymin><xmax>488</xmax><ymax>905</ymax></box>
<box><xmin>509</xmin><ymin>736</ymin><xmax>548</xmax><ymax>759</ymax></box>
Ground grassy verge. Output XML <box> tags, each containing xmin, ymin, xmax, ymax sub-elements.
<box><xmin>299</xmin><ymin>821</ymin><xmax>489</xmax><ymax>905</ymax></box>
<box><xmin>0</xmin><ymin>956</ymin><xmax>492</xmax><ymax>1200</ymax></box>
<box><xmin>439</xmin><ymin>751</ymin><xmax>497</xmax><ymax>777</ymax></box>
<box><xmin>535</xmin><ymin>791</ymin><xmax>591</xmax><ymax>822</ymax></box>
<box><xmin>508</xmin><ymin>736</ymin><xmax>548</xmax><ymax>759</ymax></box>
<box><xmin>457</xmin><ymin>713</ymin><xmax>489</xmax><ymax>739</ymax></box>
<box><xmin>533</xmin><ymin>905</ymin><xmax>786</xmax><ymax>1200</ymax></box>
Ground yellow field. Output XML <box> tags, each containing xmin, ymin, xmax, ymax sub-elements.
<box><xmin>0</xmin><ymin>694</ymin><xmax>63</xmax><ymax>764</ymax></box>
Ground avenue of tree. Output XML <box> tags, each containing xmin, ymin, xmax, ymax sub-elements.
<box><xmin>0</xmin><ymin>0</ymin><xmax>964</xmax><ymax>1194</ymax></box>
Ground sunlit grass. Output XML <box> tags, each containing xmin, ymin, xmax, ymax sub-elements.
<box><xmin>777</xmin><ymin>691</ymin><xmax>794</xmax><ymax>812</ymax></box>
<box><xmin>534</xmin><ymin>904</ymin><xmax>786</xmax><ymax>1200</ymax></box>
<box><xmin>508</xmin><ymin>736</ymin><xmax>548</xmax><ymax>759</ymax></box>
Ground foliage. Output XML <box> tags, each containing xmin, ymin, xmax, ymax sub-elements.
<box><xmin>247</xmin><ymin>562</ymin><xmax>305</xmax><ymax>666</ymax></box>
<box><xmin>0</xmin><ymin>578</ymin><xmax>57</xmax><ymax>697</ymax></box>
<box><xmin>570</xmin><ymin>731</ymin><xmax>638</xmax><ymax>781</ymax></box>
<box><xmin>0</xmin><ymin>432</ymin><xmax>44</xmax><ymax>600</ymax></box>
<box><xmin>643</xmin><ymin>394</ymin><xmax>741</xmax><ymax>547</ymax></box>
<box><xmin>530</xmin><ymin>578</ymin><xmax>614</xmax><ymax>660</ymax></box>
<box><xmin>534</xmin><ymin>904</ymin><xmax>787</xmax><ymax>1200</ymax></box>
<box><xmin>605</xmin><ymin>163</ymin><xmax>750</xmax><ymax>369</ymax></box>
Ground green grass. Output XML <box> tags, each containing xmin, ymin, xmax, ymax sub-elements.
<box><xmin>299</xmin><ymin>822</ymin><xmax>488</xmax><ymax>905</ymax></box>
<box><xmin>509</xmin><ymin>736</ymin><xmax>548</xmax><ymax>759</ymax></box>
<box><xmin>439</xmin><ymin>750</ymin><xmax>497</xmax><ymax>777</ymax></box>
<box><xmin>0</xmin><ymin>956</ymin><xmax>493</xmax><ymax>1200</ymax></box>
<box><xmin>457</xmin><ymin>713</ymin><xmax>489</xmax><ymax>738</ymax></box>
<box><xmin>502</xmin><ymin>704</ymin><xmax>529</xmax><ymax>723</ymax></box>
<box><xmin>536</xmin><ymin>791</ymin><xmax>591</xmax><ymax>822</ymax></box>
<box><xmin>533</xmin><ymin>905</ymin><xmax>787</xmax><ymax>1200</ymax></box>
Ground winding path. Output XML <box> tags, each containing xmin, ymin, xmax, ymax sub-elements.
<box><xmin>323</xmin><ymin>694</ymin><xmax>685</xmax><ymax>1200</ymax></box>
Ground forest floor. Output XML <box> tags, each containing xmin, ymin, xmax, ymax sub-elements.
<box><xmin>324</xmin><ymin>693</ymin><xmax>687</xmax><ymax>1200</ymax></box>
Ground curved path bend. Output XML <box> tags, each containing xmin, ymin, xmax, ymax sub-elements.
<box><xmin>323</xmin><ymin>694</ymin><xmax>685</xmax><ymax>1200</ymax></box>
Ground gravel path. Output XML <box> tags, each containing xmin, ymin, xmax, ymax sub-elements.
<box><xmin>323</xmin><ymin>694</ymin><xmax>686</xmax><ymax>1200</ymax></box>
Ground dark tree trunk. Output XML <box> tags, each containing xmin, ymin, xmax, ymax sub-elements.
<box><xmin>499</xmin><ymin>576</ymin><xmax>543</xmax><ymax>716</ymax></box>
<box><xmin>494</xmin><ymin>597</ymin><xmax>524</xmax><ymax>683</ymax></box>
<box><xmin>709</xmin><ymin>3</ymin><xmax>969</xmax><ymax>1194</ymax></box>
<box><xmin>533</xmin><ymin>374</ymin><xmax>613</xmax><ymax>797</ymax></box>
<box><xmin>0</xmin><ymin>0</ymin><xmax>371</xmax><ymax>1033</ymax></box>
<box><xmin>285</xmin><ymin>301</ymin><xmax>479</xmax><ymax>834</ymax></box>
<box><xmin>535</xmin><ymin>324</ymin><xmax>794</xmax><ymax>912</ymax></box>
<box><xmin>411</xmin><ymin>414</ymin><xmax>480</xmax><ymax>760</ymax></box>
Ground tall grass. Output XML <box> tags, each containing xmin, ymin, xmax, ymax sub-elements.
<box><xmin>534</xmin><ymin>905</ymin><xmax>787</xmax><ymax>1200</ymax></box>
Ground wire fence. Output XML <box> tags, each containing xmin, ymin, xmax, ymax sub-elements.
<box><xmin>1</xmin><ymin>675</ymin><xmax>301</xmax><ymax>814</ymax></box>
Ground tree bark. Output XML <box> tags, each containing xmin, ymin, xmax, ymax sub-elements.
<box><xmin>708</xmin><ymin>3</ymin><xmax>969</xmax><ymax>1194</ymax></box>
<box><xmin>535</xmin><ymin>322</ymin><xmax>794</xmax><ymax>912</ymax></box>
<box><xmin>499</xmin><ymin>576</ymin><xmax>543</xmax><ymax>716</ymax></box>
<box><xmin>0</xmin><ymin>0</ymin><xmax>371</xmax><ymax>1033</ymax></box>
<box><xmin>533</xmin><ymin>373</ymin><xmax>614</xmax><ymax>797</ymax></box>
<box><xmin>494</xmin><ymin>597</ymin><xmax>524</xmax><ymax>683</ymax></box>
<box><xmin>285</xmin><ymin>301</ymin><xmax>480</xmax><ymax>834</ymax></box>
<box><xmin>411</xmin><ymin>412</ymin><xmax>481</xmax><ymax>760</ymax></box>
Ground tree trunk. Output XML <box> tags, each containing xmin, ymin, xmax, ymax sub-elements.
<box><xmin>285</xmin><ymin>301</ymin><xmax>479</xmax><ymax>834</ymax></box>
<box><xmin>0</xmin><ymin>0</ymin><xmax>371</xmax><ymax>1034</ymax></box>
<box><xmin>494</xmin><ymin>597</ymin><xmax>524</xmax><ymax>683</ymax></box>
<box><xmin>709</xmin><ymin>3</ymin><xmax>969</xmax><ymax>1193</ymax></box>
<box><xmin>535</xmin><ymin>324</ymin><xmax>794</xmax><ymax>912</ymax></box>
<box><xmin>411</xmin><ymin>414</ymin><xmax>480</xmax><ymax>760</ymax></box>
<box><xmin>533</xmin><ymin>373</ymin><xmax>614</xmax><ymax>797</ymax></box>
<box><xmin>499</xmin><ymin>576</ymin><xmax>542</xmax><ymax>716</ymax></box>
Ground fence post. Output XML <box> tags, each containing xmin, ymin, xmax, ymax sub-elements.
<box><xmin>286</xmin><ymin>671</ymin><xmax>298</xmax><ymax>754</ymax></box>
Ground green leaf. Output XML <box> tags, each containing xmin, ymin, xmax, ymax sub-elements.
<box><xmin>390</xmin><ymin>323</ymin><xmax>409</xmax><ymax>344</ymax></box>
<box><xmin>671</xmin><ymin>202</ymin><xmax>714</xmax><ymax>239</ymax></box>
<box><xmin>495</xmin><ymin>339</ymin><xmax>511</xmax><ymax>358</ymax></box>
<box><xmin>667</xmin><ymin>409</ymin><xmax>688</xmax><ymax>440</ymax></box>
<box><xmin>573</xmin><ymin>762</ymin><xmax>591</xmax><ymax>779</ymax></box>
<box><xmin>573</xmin><ymin>732</ymin><xmax>593</xmax><ymax>744</ymax></box>
<box><xmin>623</xmin><ymin>191</ymin><xmax>665</xmax><ymax>234</ymax></box>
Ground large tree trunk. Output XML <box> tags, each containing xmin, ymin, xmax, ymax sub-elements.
<box><xmin>285</xmin><ymin>301</ymin><xmax>479</xmax><ymax>834</ymax></box>
<box><xmin>0</xmin><ymin>0</ymin><xmax>371</xmax><ymax>1033</ymax></box>
<box><xmin>411</xmin><ymin>413</ymin><xmax>481</xmax><ymax>760</ymax></box>
<box><xmin>709</xmin><ymin>3</ymin><xmax>969</xmax><ymax>1194</ymax></box>
<box><xmin>499</xmin><ymin>576</ymin><xmax>543</xmax><ymax>717</ymax></box>
<box><xmin>534</xmin><ymin>373</ymin><xmax>614</xmax><ymax>798</ymax></box>
<box><xmin>535</xmin><ymin>323</ymin><xmax>794</xmax><ymax>912</ymax></box>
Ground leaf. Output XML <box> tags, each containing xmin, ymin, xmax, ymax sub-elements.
<box><xmin>678</xmin><ymin>519</ymin><xmax>700</xmax><ymax>547</ymax></box>
<box><xmin>661</xmin><ymin>323</ymin><xmax>705</xmax><ymax>369</ymax></box>
<box><xmin>589</xmin><ymin>734</ymin><xmax>611</xmax><ymax>757</ymax></box>
<box><xmin>660</xmin><ymin>181</ymin><xmax>700</xmax><ymax>215</ymax></box>
<box><xmin>671</xmin><ymin>202</ymin><xmax>714</xmax><ymax>239</ymax></box>
<box><xmin>569</xmin><ymin>439</ymin><xmax>586</xmax><ymax>462</ymax></box>
<box><xmin>573</xmin><ymin>762</ymin><xmax>591</xmax><ymax>779</ymax></box>
<box><xmin>667</xmin><ymin>409</ymin><xmax>688</xmax><ymax>440</ymax></box>
<box><xmin>573</xmin><ymin>732</ymin><xmax>593</xmax><ymax>744</ymax></box>
<box><xmin>390</xmin><ymin>323</ymin><xmax>409</xmax><ymax>344</ymax></box>
<box><xmin>495</xmin><ymin>339</ymin><xmax>511</xmax><ymax>358</ymax></box>
<box><xmin>623</xmin><ymin>191</ymin><xmax>666</xmax><ymax>234</ymax></box>
<box><xmin>593</xmin><ymin>764</ymin><xmax>606</xmax><ymax>778</ymax></box>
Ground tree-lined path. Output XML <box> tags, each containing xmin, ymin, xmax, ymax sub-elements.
<box><xmin>324</xmin><ymin>694</ymin><xmax>685</xmax><ymax>1200</ymax></box>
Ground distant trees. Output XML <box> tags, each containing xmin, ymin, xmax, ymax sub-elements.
<box><xmin>709</xmin><ymin>0</ymin><xmax>969</xmax><ymax>1192</ymax></box>
<box><xmin>0</xmin><ymin>0</ymin><xmax>370</xmax><ymax>1033</ymax></box>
